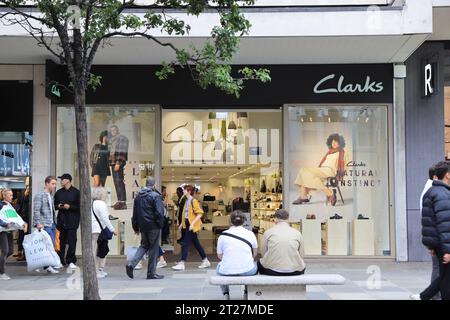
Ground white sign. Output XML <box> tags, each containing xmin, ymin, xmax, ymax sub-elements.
<box><xmin>313</xmin><ymin>74</ymin><xmax>384</xmax><ymax>94</ymax></box>
<box><xmin>424</xmin><ymin>63</ymin><xmax>434</xmax><ymax>96</ymax></box>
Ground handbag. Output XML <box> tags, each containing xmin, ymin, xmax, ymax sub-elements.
<box><xmin>92</xmin><ymin>205</ymin><xmax>113</xmax><ymax>241</ymax></box>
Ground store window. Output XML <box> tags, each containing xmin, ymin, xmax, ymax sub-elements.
<box><xmin>161</xmin><ymin>109</ymin><xmax>282</xmax><ymax>252</ymax></box>
<box><xmin>56</xmin><ymin>105</ymin><xmax>156</xmax><ymax>210</ymax></box>
<box><xmin>287</xmin><ymin>105</ymin><xmax>390</xmax><ymax>256</ymax></box>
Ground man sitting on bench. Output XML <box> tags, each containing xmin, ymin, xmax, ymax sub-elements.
<box><xmin>258</xmin><ymin>209</ymin><xmax>306</xmax><ymax>276</ymax></box>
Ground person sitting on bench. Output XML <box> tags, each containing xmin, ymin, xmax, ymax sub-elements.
<box><xmin>258</xmin><ymin>209</ymin><xmax>306</xmax><ymax>276</ymax></box>
<box><xmin>216</xmin><ymin>210</ymin><xmax>258</xmax><ymax>299</ymax></box>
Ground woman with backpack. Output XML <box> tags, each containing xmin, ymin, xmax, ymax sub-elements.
<box><xmin>172</xmin><ymin>184</ymin><xmax>210</xmax><ymax>271</ymax></box>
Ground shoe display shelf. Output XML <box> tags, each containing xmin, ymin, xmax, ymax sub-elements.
<box><xmin>323</xmin><ymin>219</ymin><xmax>349</xmax><ymax>255</ymax></box>
<box><xmin>351</xmin><ymin>219</ymin><xmax>375</xmax><ymax>255</ymax></box>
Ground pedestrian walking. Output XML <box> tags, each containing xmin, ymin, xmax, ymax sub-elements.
<box><xmin>126</xmin><ymin>177</ymin><xmax>165</xmax><ymax>279</ymax></box>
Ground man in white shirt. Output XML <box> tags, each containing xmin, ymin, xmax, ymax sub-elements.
<box><xmin>216</xmin><ymin>211</ymin><xmax>258</xmax><ymax>299</ymax></box>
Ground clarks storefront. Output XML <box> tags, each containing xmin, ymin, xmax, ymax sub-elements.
<box><xmin>46</xmin><ymin>61</ymin><xmax>395</xmax><ymax>259</ymax></box>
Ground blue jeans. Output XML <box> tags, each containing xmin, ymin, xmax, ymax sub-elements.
<box><xmin>44</xmin><ymin>224</ymin><xmax>57</xmax><ymax>246</ymax></box>
<box><xmin>216</xmin><ymin>262</ymin><xmax>258</xmax><ymax>295</ymax></box>
<box><xmin>43</xmin><ymin>223</ymin><xmax>57</xmax><ymax>269</ymax></box>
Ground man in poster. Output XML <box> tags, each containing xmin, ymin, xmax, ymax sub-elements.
<box><xmin>109</xmin><ymin>125</ymin><xmax>129</xmax><ymax>210</ymax></box>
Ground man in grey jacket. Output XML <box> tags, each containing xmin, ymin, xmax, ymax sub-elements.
<box><xmin>32</xmin><ymin>176</ymin><xmax>59</xmax><ymax>274</ymax></box>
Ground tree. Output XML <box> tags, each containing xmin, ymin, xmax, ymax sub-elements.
<box><xmin>0</xmin><ymin>0</ymin><xmax>270</xmax><ymax>300</ymax></box>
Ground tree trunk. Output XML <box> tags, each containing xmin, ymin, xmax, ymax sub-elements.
<box><xmin>74</xmin><ymin>86</ymin><xmax>101</xmax><ymax>300</ymax></box>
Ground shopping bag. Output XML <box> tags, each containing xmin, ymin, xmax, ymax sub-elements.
<box><xmin>0</xmin><ymin>205</ymin><xmax>25</xmax><ymax>232</ymax></box>
<box><xmin>23</xmin><ymin>230</ymin><xmax>60</xmax><ymax>272</ymax></box>
<box><xmin>126</xmin><ymin>246</ymin><xmax>138</xmax><ymax>262</ymax></box>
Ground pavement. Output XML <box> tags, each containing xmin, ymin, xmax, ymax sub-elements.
<box><xmin>0</xmin><ymin>256</ymin><xmax>434</xmax><ymax>300</ymax></box>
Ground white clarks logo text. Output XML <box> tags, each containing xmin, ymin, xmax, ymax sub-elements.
<box><xmin>313</xmin><ymin>74</ymin><xmax>384</xmax><ymax>94</ymax></box>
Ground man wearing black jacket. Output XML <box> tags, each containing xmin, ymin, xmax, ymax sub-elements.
<box><xmin>54</xmin><ymin>173</ymin><xmax>80</xmax><ymax>269</ymax></box>
<box><xmin>126</xmin><ymin>177</ymin><xmax>164</xmax><ymax>280</ymax></box>
<box><xmin>419</xmin><ymin>161</ymin><xmax>450</xmax><ymax>300</ymax></box>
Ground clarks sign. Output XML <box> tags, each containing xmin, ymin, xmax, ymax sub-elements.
<box><xmin>313</xmin><ymin>74</ymin><xmax>384</xmax><ymax>94</ymax></box>
<box><xmin>46</xmin><ymin>62</ymin><xmax>393</xmax><ymax>105</ymax></box>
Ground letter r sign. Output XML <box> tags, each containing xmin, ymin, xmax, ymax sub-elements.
<box><xmin>422</xmin><ymin>58</ymin><xmax>438</xmax><ymax>98</ymax></box>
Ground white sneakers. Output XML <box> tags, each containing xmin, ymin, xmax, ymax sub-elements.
<box><xmin>0</xmin><ymin>273</ymin><xmax>11</xmax><ymax>280</ymax></box>
<box><xmin>157</xmin><ymin>260</ymin><xmax>168</xmax><ymax>269</ymax></box>
<box><xmin>46</xmin><ymin>266</ymin><xmax>59</xmax><ymax>274</ymax></box>
<box><xmin>172</xmin><ymin>259</ymin><xmax>211</xmax><ymax>271</ymax></box>
<box><xmin>135</xmin><ymin>262</ymin><xmax>143</xmax><ymax>270</ymax></box>
<box><xmin>198</xmin><ymin>259</ymin><xmax>211</xmax><ymax>269</ymax></box>
<box><xmin>96</xmin><ymin>268</ymin><xmax>108</xmax><ymax>278</ymax></box>
<box><xmin>172</xmin><ymin>262</ymin><xmax>185</xmax><ymax>271</ymax></box>
<box><xmin>68</xmin><ymin>263</ymin><xmax>77</xmax><ymax>269</ymax></box>
<box><xmin>410</xmin><ymin>294</ymin><xmax>421</xmax><ymax>300</ymax></box>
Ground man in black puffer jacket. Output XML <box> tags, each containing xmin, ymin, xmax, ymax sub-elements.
<box><xmin>126</xmin><ymin>177</ymin><xmax>165</xmax><ymax>280</ymax></box>
<box><xmin>419</xmin><ymin>161</ymin><xmax>450</xmax><ymax>300</ymax></box>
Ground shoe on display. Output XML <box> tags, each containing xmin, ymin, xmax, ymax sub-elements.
<box><xmin>12</xmin><ymin>252</ymin><xmax>20</xmax><ymax>257</ymax></box>
<box><xmin>357</xmin><ymin>214</ymin><xmax>369</xmax><ymax>220</ymax></box>
<box><xmin>157</xmin><ymin>261</ymin><xmax>168</xmax><ymax>268</ymax></box>
<box><xmin>126</xmin><ymin>264</ymin><xmax>134</xmax><ymax>279</ymax></box>
<box><xmin>134</xmin><ymin>262</ymin><xmax>143</xmax><ymax>270</ymax></box>
<box><xmin>114</xmin><ymin>202</ymin><xmax>127</xmax><ymax>210</ymax></box>
<box><xmin>292</xmin><ymin>198</ymin><xmax>310</xmax><ymax>205</ymax></box>
<box><xmin>68</xmin><ymin>263</ymin><xmax>77</xmax><ymax>269</ymax></box>
<box><xmin>109</xmin><ymin>214</ymin><xmax>119</xmax><ymax>220</ymax></box>
<box><xmin>198</xmin><ymin>259</ymin><xmax>211</xmax><ymax>269</ymax></box>
<box><xmin>0</xmin><ymin>273</ymin><xmax>11</xmax><ymax>280</ymax></box>
<box><xmin>330</xmin><ymin>213</ymin><xmax>343</xmax><ymax>220</ymax></box>
<box><xmin>306</xmin><ymin>214</ymin><xmax>312</xmax><ymax>219</ymax></box>
<box><xmin>311</xmin><ymin>214</ymin><xmax>316</xmax><ymax>220</ymax></box>
<box><xmin>172</xmin><ymin>262</ymin><xmax>185</xmax><ymax>271</ymax></box>
<box><xmin>46</xmin><ymin>266</ymin><xmax>59</xmax><ymax>274</ymax></box>
<box><xmin>147</xmin><ymin>274</ymin><xmax>164</xmax><ymax>279</ymax></box>
<box><xmin>410</xmin><ymin>294</ymin><xmax>421</xmax><ymax>300</ymax></box>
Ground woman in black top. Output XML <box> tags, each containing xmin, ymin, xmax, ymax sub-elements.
<box><xmin>90</xmin><ymin>131</ymin><xmax>111</xmax><ymax>187</ymax></box>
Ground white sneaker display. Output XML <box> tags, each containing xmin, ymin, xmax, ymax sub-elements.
<box><xmin>172</xmin><ymin>262</ymin><xmax>185</xmax><ymax>271</ymax></box>
<box><xmin>46</xmin><ymin>266</ymin><xmax>59</xmax><ymax>274</ymax></box>
<box><xmin>0</xmin><ymin>273</ymin><xmax>11</xmax><ymax>280</ymax></box>
<box><xmin>198</xmin><ymin>259</ymin><xmax>211</xmax><ymax>269</ymax></box>
<box><xmin>157</xmin><ymin>261</ymin><xmax>168</xmax><ymax>269</ymax></box>
<box><xmin>68</xmin><ymin>263</ymin><xmax>77</xmax><ymax>269</ymax></box>
<box><xmin>134</xmin><ymin>262</ymin><xmax>143</xmax><ymax>270</ymax></box>
<box><xmin>410</xmin><ymin>294</ymin><xmax>421</xmax><ymax>300</ymax></box>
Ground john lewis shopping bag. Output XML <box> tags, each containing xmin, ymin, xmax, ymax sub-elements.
<box><xmin>23</xmin><ymin>230</ymin><xmax>60</xmax><ymax>272</ymax></box>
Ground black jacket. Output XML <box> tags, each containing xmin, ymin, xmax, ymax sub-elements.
<box><xmin>132</xmin><ymin>187</ymin><xmax>164</xmax><ymax>233</ymax></box>
<box><xmin>422</xmin><ymin>180</ymin><xmax>450</xmax><ymax>253</ymax></box>
<box><xmin>54</xmin><ymin>186</ymin><xmax>80</xmax><ymax>230</ymax></box>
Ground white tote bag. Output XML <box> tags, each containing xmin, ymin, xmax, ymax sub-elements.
<box><xmin>0</xmin><ymin>204</ymin><xmax>25</xmax><ymax>232</ymax></box>
<box><xmin>23</xmin><ymin>230</ymin><xmax>60</xmax><ymax>272</ymax></box>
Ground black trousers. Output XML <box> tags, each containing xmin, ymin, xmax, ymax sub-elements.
<box><xmin>257</xmin><ymin>260</ymin><xmax>305</xmax><ymax>276</ymax></box>
<box><xmin>111</xmin><ymin>165</ymin><xmax>126</xmax><ymax>202</ymax></box>
<box><xmin>421</xmin><ymin>249</ymin><xmax>450</xmax><ymax>300</ymax></box>
<box><xmin>58</xmin><ymin>228</ymin><xmax>78</xmax><ymax>265</ymax></box>
<box><xmin>0</xmin><ymin>232</ymin><xmax>13</xmax><ymax>274</ymax></box>
<box><xmin>162</xmin><ymin>217</ymin><xmax>170</xmax><ymax>242</ymax></box>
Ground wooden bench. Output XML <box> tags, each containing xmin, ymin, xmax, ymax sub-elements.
<box><xmin>209</xmin><ymin>274</ymin><xmax>345</xmax><ymax>300</ymax></box>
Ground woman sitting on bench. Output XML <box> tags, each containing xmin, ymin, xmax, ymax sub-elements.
<box><xmin>216</xmin><ymin>210</ymin><xmax>258</xmax><ymax>300</ymax></box>
<box><xmin>258</xmin><ymin>209</ymin><xmax>306</xmax><ymax>276</ymax></box>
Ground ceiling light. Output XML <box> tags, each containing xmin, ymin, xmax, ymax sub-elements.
<box><xmin>309</xmin><ymin>117</ymin><xmax>313</xmax><ymax>122</ymax></box>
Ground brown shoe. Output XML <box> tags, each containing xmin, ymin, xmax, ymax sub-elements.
<box><xmin>114</xmin><ymin>202</ymin><xmax>127</xmax><ymax>210</ymax></box>
<box><xmin>16</xmin><ymin>253</ymin><xmax>25</xmax><ymax>261</ymax></box>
